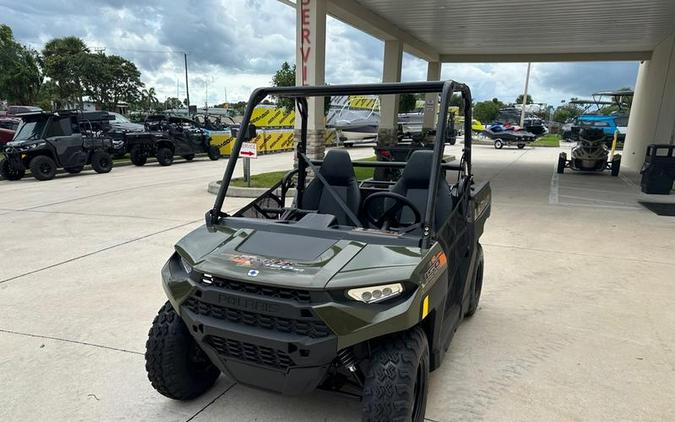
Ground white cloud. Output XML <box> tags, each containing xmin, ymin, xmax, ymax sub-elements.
<box><xmin>0</xmin><ymin>0</ymin><xmax>640</xmax><ymax>107</ymax></box>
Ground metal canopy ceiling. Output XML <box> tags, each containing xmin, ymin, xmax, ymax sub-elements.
<box><xmin>329</xmin><ymin>0</ymin><xmax>675</xmax><ymax>61</ymax></box>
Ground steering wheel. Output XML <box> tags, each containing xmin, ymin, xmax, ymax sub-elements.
<box><xmin>362</xmin><ymin>192</ymin><xmax>422</xmax><ymax>231</ymax></box>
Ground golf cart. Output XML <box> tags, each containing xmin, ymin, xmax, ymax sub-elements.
<box><xmin>557</xmin><ymin>127</ymin><xmax>621</xmax><ymax>176</ymax></box>
<box><xmin>145</xmin><ymin>81</ymin><xmax>491</xmax><ymax>422</ymax></box>
<box><xmin>0</xmin><ymin>111</ymin><xmax>114</xmax><ymax>181</ymax></box>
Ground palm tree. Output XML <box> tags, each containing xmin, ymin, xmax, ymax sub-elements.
<box><xmin>140</xmin><ymin>87</ymin><xmax>159</xmax><ymax>112</ymax></box>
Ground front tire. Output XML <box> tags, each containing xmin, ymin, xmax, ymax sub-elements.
<box><xmin>557</xmin><ymin>152</ymin><xmax>566</xmax><ymax>174</ymax></box>
<box><xmin>362</xmin><ymin>327</ymin><xmax>429</xmax><ymax>422</ymax></box>
<box><xmin>130</xmin><ymin>146</ymin><xmax>147</xmax><ymax>166</ymax></box>
<box><xmin>207</xmin><ymin>146</ymin><xmax>221</xmax><ymax>161</ymax></box>
<box><xmin>1</xmin><ymin>159</ymin><xmax>25</xmax><ymax>181</ymax></box>
<box><xmin>517</xmin><ymin>143</ymin><xmax>525</xmax><ymax>149</ymax></box>
<box><xmin>156</xmin><ymin>147</ymin><xmax>174</xmax><ymax>166</ymax></box>
<box><xmin>611</xmin><ymin>155</ymin><xmax>621</xmax><ymax>177</ymax></box>
<box><xmin>29</xmin><ymin>155</ymin><xmax>57</xmax><ymax>181</ymax></box>
<box><xmin>91</xmin><ymin>151</ymin><xmax>113</xmax><ymax>174</ymax></box>
<box><xmin>145</xmin><ymin>302</ymin><xmax>220</xmax><ymax>400</ymax></box>
<box><xmin>494</xmin><ymin>139</ymin><xmax>504</xmax><ymax>149</ymax></box>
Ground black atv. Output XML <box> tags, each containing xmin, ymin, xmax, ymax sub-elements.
<box><xmin>557</xmin><ymin>127</ymin><xmax>621</xmax><ymax>176</ymax></box>
<box><xmin>144</xmin><ymin>81</ymin><xmax>491</xmax><ymax>422</ymax></box>
<box><xmin>0</xmin><ymin>111</ymin><xmax>114</xmax><ymax>181</ymax></box>
<box><xmin>125</xmin><ymin>114</ymin><xmax>221</xmax><ymax>167</ymax></box>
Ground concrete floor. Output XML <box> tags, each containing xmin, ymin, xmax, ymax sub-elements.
<box><xmin>1</xmin><ymin>144</ymin><xmax>673</xmax><ymax>421</ymax></box>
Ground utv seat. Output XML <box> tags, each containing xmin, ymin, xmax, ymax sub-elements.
<box><xmin>299</xmin><ymin>149</ymin><xmax>361</xmax><ymax>226</ymax></box>
<box><xmin>391</xmin><ymin>150</ymin><xmax>452</xmax><ymax>230</ymax></box>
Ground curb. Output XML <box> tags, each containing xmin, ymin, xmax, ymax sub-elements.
<box><xmin>207</xmin><ymin>180</ymin><xmax>296</xmax><ymax>198</ymax></box>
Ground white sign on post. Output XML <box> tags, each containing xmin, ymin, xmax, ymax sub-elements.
<box><xmin>240</xmin><ymin>142</ymin><xmax>258</xmax><ymax>159</ymax></box>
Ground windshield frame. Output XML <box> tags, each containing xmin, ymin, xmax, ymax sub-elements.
<box><xmin>13</xmin><ymin>118</ymin><xmax>48</xmax><ymax>141</ymax></box>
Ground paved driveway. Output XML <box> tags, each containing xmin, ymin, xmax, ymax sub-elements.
<box><xmin>1</xmin><ymin>144</ymin><xmax>673</xmax><ymax>421</ymax></box>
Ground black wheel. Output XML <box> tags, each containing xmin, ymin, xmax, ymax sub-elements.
<box><xmin>362</xmin><ymin>326</ymin><xmax>429</xmax><ymax>422</ymax></box>
<box><xmin>557</xmin><ymin>152</ymin><xmax>566</xmax><ymax>174</ymax></box>
<box><xmin>130</xmin><ymin>146</ymin><xmax>147</xmax><ymax>166</ymax></box>
<box><xmin>465</xmin><ymin>243</ymin><xmax>484</xmax><ymax>317</ymax></box>
<box><xmin>517</xmin><ymin>143</ymin><xmax>525</xmax><ymax>149</ymax></box>
<box><xmin>611</xmin><ymin>155</ymin><xmax>621</xmax><ymax>177</ymax></box>
<box><xmin>494</xmin><ymin>139</ymin><xmax>504</xmax><ymax>149</ymax></box>
<box><xmin>207</xmin><ymin>146</ymin><xmax>221</xmax><ymax>161</ymax></box>
<box><xmin>182</xmin><ymin>154</ymin><xmax>195</xmax><ymax>161</ymax></box>
<box><xmin>1</xmin><ymin>159</ymin><xmax>25</xmax><ymax>181</ymax></box>
<box><xmin>91</xmin><ymin>151</ymin><xmax>113</xmax><ymax>174</ymax></box>
<box><xmin>145</xmin><ymin>302</ymin><xmax>220</xmax><ymax>400</ymax></box>
<box><xmin>156</xmin><ymin>147</ymin><xmax>174</xmax><ymax>166</ymax></box>
<box><xmin>64</xmin><ymin>166</ymin><xmax>84</xmax><ymax>174</ymax></box>
<box><xmin>29</xmin><ymin>155</ymin><xmax>57</xmax><ymax>181</ymax></box>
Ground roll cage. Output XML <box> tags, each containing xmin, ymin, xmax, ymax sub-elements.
<box><xmin>207</xmin><ymin>81</ymin><xmax>474</xmax><ymax>249</ymax></box>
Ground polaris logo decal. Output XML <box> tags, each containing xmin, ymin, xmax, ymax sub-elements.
<box><xmin>226</xmin><ymin>254</ymin><xmax>305</xmax><ymax>273</ymax></box>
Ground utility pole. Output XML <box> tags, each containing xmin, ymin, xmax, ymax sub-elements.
<box><xmin>184</xmin><ymin>52</ymin><xmax>191</xmax><ymax>114</ymax></box>
<box><xmin>519</xmin><ymin>62</ymin><xmax>532</xmax><ymax>127</ymax></box>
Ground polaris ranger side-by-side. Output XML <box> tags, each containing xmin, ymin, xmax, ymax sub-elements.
<box><xmin>0</xmin><ymin>111</ymin><xmax>114</xmax><ymax>181</ymax></box>
<box><xmin>145</xmin><ymin>81</ymin><xmax>491</xmax><ymax>422</ymax></box>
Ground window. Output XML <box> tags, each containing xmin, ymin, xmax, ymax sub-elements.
<box><xmin>45</xmin><ymin>118</ymin><xmax>73</xmax><ymax>137</ymax></box>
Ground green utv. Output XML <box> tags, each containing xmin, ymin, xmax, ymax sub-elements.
<box><xmin>145</xmin><ymin>81</ymin><xmax>491</xmax><ymax>422</ymax></box>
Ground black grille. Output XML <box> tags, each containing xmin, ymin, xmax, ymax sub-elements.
<box><xmin>206</xmin><ymin>277</ymin><xmax>311</xmax><ymax>304</ymax></box>
<box><xmin>184</xmin><ymin>297</ymin><xmax>332</xmax><ymax>338</ymax></box>
<box><xmin>206</xmin><ymin>335</ymin><xmax>294</xmax><ymax>370</ymax></box>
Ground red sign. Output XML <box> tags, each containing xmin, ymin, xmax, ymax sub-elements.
<box><xmin>300</xmin><ymin>0</ymin><xmax>311</xmax><ymax>85</ymax></box>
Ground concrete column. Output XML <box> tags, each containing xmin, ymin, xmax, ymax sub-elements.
<box><xmin>295</xmin><ymin>0</ymin><xmax>326</xmax><ymax>159</ymax></box>
<box><xmin>378</xmin><ymin>39</ymin><xmax>403</xmax><ymax>146</ymax></box>
<box><xmin>422</xmin><ymin>61</ymin><xmax>442</xmax><ymax>134</ymax></box>
<box><xmin>624</xmin><ymin>33</ymin><xmax>675</xmax><ymax>169</ymax></box>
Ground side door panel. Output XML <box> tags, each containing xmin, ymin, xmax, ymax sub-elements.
<box><xmin>47</xmin><ymin>118</ymin><xmax>85</xmax><ymax>167</ymax></box>
<box><xmin>435</xmin><ymin>179</ymin><xmax>475</xmax><ymax>340</ymax></box>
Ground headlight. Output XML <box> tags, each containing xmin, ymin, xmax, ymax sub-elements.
<box><xmin>347</xmin><ymin>283</ymin><xmax>403</xmax><ymax>304</ymax></box>
<box><xmin>179</xmin><ymin>256</ymin><xmax>193</xmax><ymax>274</ymax></box>
<box><xmin>20</xmin><ymin>142</ymin><xmax>46</xmax><ymax>151</ymax></box>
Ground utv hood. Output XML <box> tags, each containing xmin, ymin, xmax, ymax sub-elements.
<box><xmin>176</xmin><ymin>225</ymin><xmax>422</xmax><ymax>289</ymax></box>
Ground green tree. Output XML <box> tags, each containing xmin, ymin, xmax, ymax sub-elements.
<box><xmin>164</xmin><ymin>97</ymin><xmax>183</xmax><ymax>110</ymax></box>
<box><xmin>0</xmin><ymin>24</ymin><xmax>42</xmax><ymax>105</ymax></box>
<box><xmin>398</xmin><ymin>93</ymin><xmax>417</xmax><ymax>113</ymax></box>
<box><xmin>515</xmin><ymin>94</ymin><xmax>533</xmax><ymax>105</ymax></box>
<box><xmin>473</xmin><ymin>100</ymin><xmax>502</xmax><ymax>123</ymax></box>
<box><xmin>552</xmin><ymin>103</ymin><xmax>583</xmax><ymax>123</ymax></box>
<box><xmin>80</xmin><ymin>53</ymin><xmax>143</xmax><ymax>111</ymax></box>
<box><xmin>272</xmin><ymin>61</ymin><xmax>296</xmax><ymax>111</ymax></box>
<box><xmin>41</xmin><ymin>36</ymin><xmax>89</xmax><ymax>108</ymax></box>
<box><xmin>271</xmin><ymin>61</ymin><xmax>330</xmax><ymax>115</ymax></box>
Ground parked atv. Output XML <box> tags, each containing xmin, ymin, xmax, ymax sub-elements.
<box><xmin>124</xmin><ymin>114</ymin><xmax>221</xmax><ymax>166</ymax></box>
<box><xmin>557</xmin><ymin>127</ymin><xmax>621</xmax><ymax>176</ymax></box>
<box><xmin>144</xmin><ymin>81</ymin><xmax>491</xmax><ymax>422</ymax></box>
<box><xmin>0</xmin><ymin>111</ymin><xmax>113</xmax><ymax>181</ymax></box>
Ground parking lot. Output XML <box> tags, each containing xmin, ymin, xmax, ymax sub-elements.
<box><xmin>1</xmin><ymin>144</ymin><xmax>674</xmax><ymax>421</ymax></box>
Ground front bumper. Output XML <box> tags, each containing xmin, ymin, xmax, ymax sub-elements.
<box><xmin>161</xmin><ymin>253</ymin><xmax>427</xmax><ymax>395</ymax></box>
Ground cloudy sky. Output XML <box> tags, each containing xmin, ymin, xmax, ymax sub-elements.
<box><xmin>1</xmin><ymin>0</ymin><xmax>640</xmax><ymax>107</ymax></box>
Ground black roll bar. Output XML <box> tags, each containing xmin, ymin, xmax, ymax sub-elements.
<box><xmin>207</xmin><ymin>81</ymin><xmax>473</xmax><ymax>249</ymax></box>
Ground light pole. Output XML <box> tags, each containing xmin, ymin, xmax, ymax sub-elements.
<box><xmin>519</xmin><ymin>62</ymin><xmax>532</xmax><ymax>127</ymax></box>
